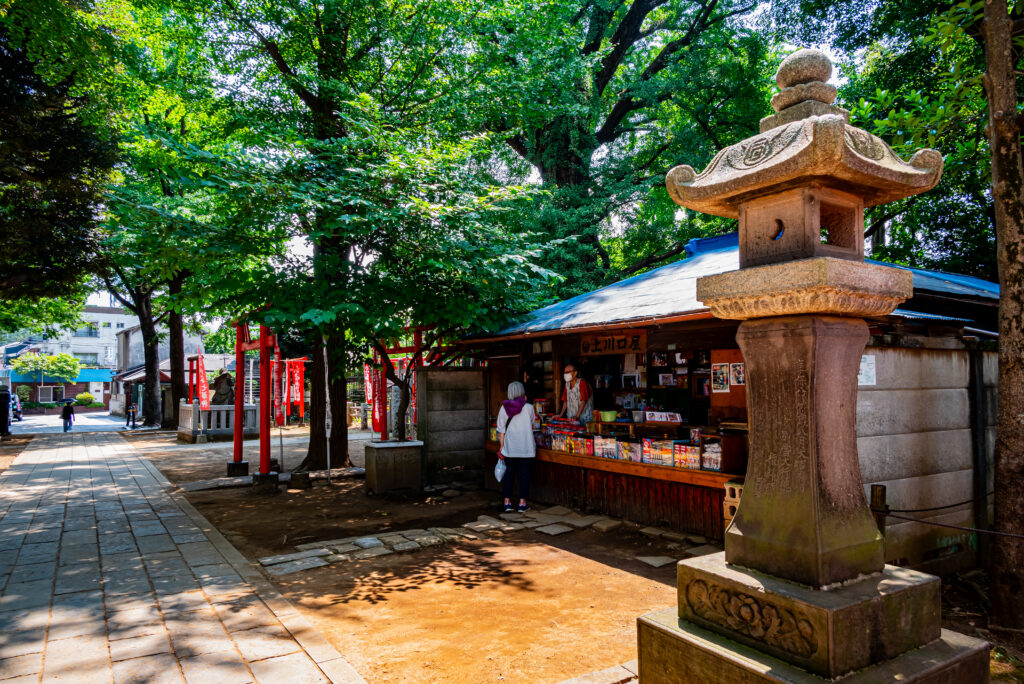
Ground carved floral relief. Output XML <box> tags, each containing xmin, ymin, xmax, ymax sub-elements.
<box><xmin>685</xmin><ymin>579</ymin><xmax>818</xmax><ymax>659</ymax></box>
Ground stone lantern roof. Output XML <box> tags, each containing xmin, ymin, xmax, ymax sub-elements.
<box><xmin>666</xmin><ymin>49</ymin><xmax>944</xmax><ymax>219</ymax></box>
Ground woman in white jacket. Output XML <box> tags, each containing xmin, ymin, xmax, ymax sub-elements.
<box><xmin>496</xmin><ymin>381</ymin><xmax>536</xmax><ymax>513</ymax></box>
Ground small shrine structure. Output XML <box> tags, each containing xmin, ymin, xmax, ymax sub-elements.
<box><xmin>637</xmin><ymin>49</ymin><xmax>990</xmax><ymax>682</ymax></box>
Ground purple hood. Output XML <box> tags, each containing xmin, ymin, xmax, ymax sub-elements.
<box><xmin>502</xmin><ymin>396</ymin><xmax>527</xmax><ymax>418</ymax></box>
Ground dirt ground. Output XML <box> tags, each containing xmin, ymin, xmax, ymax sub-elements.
<box><xmin>942</xmin><ymin>571</ymin><xmax>1024</xmax><ymax>681</ymax></box>
<box><xmin>132</xmin><ymin>432</ymin><xmax>1024</xmax><ymax>682</ymax></box>
<box><xmin>0</xmin><ymin>435</ymin><xmax>32</xmax><ymax>475</ymax></box>
<box><xmin>136</xmin><ymin>432</ymin><xmax>682</xmax><ymax>682</ymax></box>
<box><xmin>122</xmin><ymin>425</ymin><xmax>343</xmax><ymax>484</ymax></box>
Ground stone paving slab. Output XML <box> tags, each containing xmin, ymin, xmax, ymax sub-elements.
<box><xmin>556</xmin><ymin>663</ymin><xmax>638</xmax><ymax>684</ymax></box>
<box><xmin>180</xmin><ymin>468</ymin><xmax>365</xmax><ymax>493</ymax></box>
<box><xmin>264</xmin><ymin>557</ymin><xmax>330</xmax><ymax>576</ymax></box>
<box><xmin>684</xmin><ymin>544</ymin><xmax>723</xmax><ymax>557</ymax></box>
<box><xmin>0</xmin><ymin>432</ymin><xmax>364</xmax><ymax>683</ymax></box>
<box><xmin>636</xmin><ymin>556</ymin><xmax>678</xmax><ymax>568</ymax></box>
<box><xmin>258</xmin><ymin>549</ymin><xmax>331</xmax><ymax>566</ymax></box>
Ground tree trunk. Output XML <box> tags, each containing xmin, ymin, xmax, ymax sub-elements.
<box><xmin>136</xmin><ymin>296</ymin><xmax>163</xmax><ymax>427</ymax></box>
<box><xmin>298</xmin><ymin>331</ymin><xmax>351</xmax><ymax>471</ymax></box>
<box><xmin>983</xmin><ymin>0</ymin><xmax>1024</xmax><ymax>629</ymax></box>
<box><xmin>327</xmin><ymin>336</ymin><xmax>348</xmax><ymax>464</ymax></box>
<box><xmin>167</xmin><ymin>276</ymin><xmax>187</xmax><ymax>428</ymax></box>
<box><xmin>300</xmin><ymin>335</ymin><xmax>327</xmax><ymax>471</ymax></box>
<box><xmin>393</xmin><ymin>377</ymin><xmax>411</xmax><ymax>441</ymax></box>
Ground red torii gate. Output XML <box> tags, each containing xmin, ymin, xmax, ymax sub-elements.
<box><xmin>229</xmin><ymin>322</ymin><xmax>276</xmax><ymax>479</ymax></box>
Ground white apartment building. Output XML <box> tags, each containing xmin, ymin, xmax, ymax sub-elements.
<box><xmin>29</xmin><ymin>305</ymin><xmax>138</xmax><ymax>368</ymax></box>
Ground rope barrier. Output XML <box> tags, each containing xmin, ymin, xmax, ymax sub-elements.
<box><xmin>879</xmin><ymin>511</ymin><xmax>1024</xmax><ymax>541</ymax></box>
<box><xmin>887</xmin><ymin>491</ymin><xmax>995</xmax><ymax>514</ymax></box>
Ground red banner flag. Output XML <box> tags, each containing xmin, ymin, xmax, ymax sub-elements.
<box><xmin>197</xmin><ymin>354</ymin><xmax>210</xmax><ymax>410</ymax></box>
<box><xmin>293</xmin><ymin>364</ymin><xmax>304</xmax><ymax>417</ymax></box>
<box><xmin>372</xmin><ymin>368</ymin><xmax>385</xmax><ymax>434</ymax></box>
<box><xmin>363</xmin><ymin>364</ymin><xmax>372</xmax><ymax>407</ymax></box>
<box><xmin>273</xmin><ymin>347</ymin><xmax>284</xmax><ymax>426</ymax></box>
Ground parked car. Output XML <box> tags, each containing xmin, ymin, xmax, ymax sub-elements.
<box><xmin>11</xmin><ymin>395</ymin><xmax>22</xmax><ymax>421</ymax></box>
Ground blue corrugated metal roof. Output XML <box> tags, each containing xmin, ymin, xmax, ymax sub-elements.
<box><xmin>889</xmin><ymin>309</ymin><xmax>971</xmax><ymax>323</ymax></box>
<box><xmin>492</xmin><ymin>232</ymin><xmax>998</xmax><ymax>336</ymax></box>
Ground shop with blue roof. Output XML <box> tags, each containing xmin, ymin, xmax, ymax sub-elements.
<box><xmin>451</xmin><ymin>231</ymin><xmax>998</xmax><ymax>576</ymax></box>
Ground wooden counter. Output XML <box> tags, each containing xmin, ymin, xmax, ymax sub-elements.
<box><xmin>485</xmin><ymin>441</ymin><xmax>738</xmax><ymax>488</ymax></box>
<box><xmin>485</xmin><ymin>441</ymin><xmax>733</xmax><ymax>538</ymax></box>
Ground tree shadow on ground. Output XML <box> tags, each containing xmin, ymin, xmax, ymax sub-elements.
<box><xmin>272</xmin><ymin>541</ymin><xmax>535</xmax><ymax>607</ymax></box>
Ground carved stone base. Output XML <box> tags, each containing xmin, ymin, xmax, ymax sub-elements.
<box><xmin>638</xmin><ymin>608</ymin><xmax>990</xmax><ymax>684</ymax></box>
<box><xmin>696</xmin><ymin>257</ymin><xmax>913</xmax><ymax>320</ymax></box>
<box><xmin>676</xmin><ymin>553</ymin><xmax>943</xmax><ymax>678</ymax></box>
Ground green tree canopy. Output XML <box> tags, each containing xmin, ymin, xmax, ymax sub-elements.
<box><xmin>0</xmin><ymin>26</ymin><xmax>116</xmax><ymax>301</ymax></box>
<box><xmin>11</xmin><ymin>352</ymin><xmax>81</xmax><ymax>382</ymax></box>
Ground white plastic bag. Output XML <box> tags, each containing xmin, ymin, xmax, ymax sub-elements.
<box><xmin>494</xmin><ymin>458</ymin><xmax>507</xmax><ymax>483</ymax></box>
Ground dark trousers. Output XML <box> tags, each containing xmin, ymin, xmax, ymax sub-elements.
<box><xmin>501</xmin><ymin>457</ymin><xmax>532</xmax><ymax>502</ymax></box>
<box><xmin>62</xmin><ymin>418</ymin><xmax>72</xmax><ymax>432</ymax></box>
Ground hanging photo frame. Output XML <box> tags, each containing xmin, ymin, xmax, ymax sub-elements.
<box><xmin>711</xmin><ymin>363</ymin><xmax>730</xmax><ymax>393</ymax></box>
<box><xmin>730</xmin><ymin>363</ymin><xmax>745</xmax><ymax>386</ymax></box>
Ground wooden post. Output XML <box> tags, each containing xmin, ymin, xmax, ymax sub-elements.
<box><xmin>232</xmin><ymin>323</ymin><xmax>245</xmax><ymax>464</ymax></box>
<box><xmin>870</xmin><ymin>484</ymin><xmax>888</xmax><ymax>535</ymax></box>
<box><xmin>968</xmin><ymin>348</ymin><xmax>990</xmax><ymax>568</ymax></box>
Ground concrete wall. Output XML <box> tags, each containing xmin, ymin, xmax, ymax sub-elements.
<box><xmin>415</xmin><ymin>368</ymin><xmax>486</xmax><ymax>485</ymax></box>
<box><xmin>32</xmin><ymin>306</ymin><xmax>137</xmax><ymax>369</ymax></box>
<box><xmin>856</xmin><ymin>347</ymin><xmax>993</xmax><ymax>575</ymax></box>
<box><xmin>121</xmin><ymin>328</ymin><xmax>203</xmax><ymax>370</ymax></box>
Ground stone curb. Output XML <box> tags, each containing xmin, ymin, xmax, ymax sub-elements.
<box><xmin>133</xmin><ymin>450</ymin><xmax>366</xmax><ymax>684</ymax></box>
<box><xmin>180</xmin><ymin>467</ymin><xmax>366</xmax><ymax>492</ymax></box>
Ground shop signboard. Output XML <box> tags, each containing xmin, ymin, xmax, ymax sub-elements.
<box><xmin>579</xmin><ymin>330</ymin><xmax>646</xmax><ymax>356</ymax></box>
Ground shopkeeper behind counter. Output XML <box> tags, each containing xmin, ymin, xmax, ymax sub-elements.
<box><xmin>559</xmin><ymin>363</ymin><xmax>593</xmax><ymax>424</ymax></box>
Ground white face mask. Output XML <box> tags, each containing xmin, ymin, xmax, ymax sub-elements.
<box><xmin>563</xmin><ymin>373</ymin><xmax>573</xmax><ymax>382</ymax></box>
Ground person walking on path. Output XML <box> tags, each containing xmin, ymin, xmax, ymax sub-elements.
<box><xmin>125</xmin><ymin>400</ymin><xmax>137</xmax><ymax>428</ymax></box>
<box><xmin>496</xmin><ymin>381</ymin><xmax>536</xmax><ymax>513</ymax></box>
<box><xmin>60</xmin><ymin>401</ymin><xmax>75</xmax><ymax>432</ymax></box>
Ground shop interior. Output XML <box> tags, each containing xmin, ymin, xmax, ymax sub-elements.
<box><xmin>482</xmin><ymin>321</ymin><xmax>750</xmax><ymax>494</ymax></box>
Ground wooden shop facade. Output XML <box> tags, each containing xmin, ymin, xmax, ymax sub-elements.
<box><xmin>458</xmin><ymin>232</ymin><xmax>1000</xmax><ymax>574</ymax></box>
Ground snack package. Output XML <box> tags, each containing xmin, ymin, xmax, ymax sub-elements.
<box><xmin>701</xmin><ymin>442</ymin><xmax>723</xmax><ymax>471</ymax></box>
<box><xmin>618</xmin><ymin>438</ymin><xmax>641</xmax><ymax>462</ymax></box>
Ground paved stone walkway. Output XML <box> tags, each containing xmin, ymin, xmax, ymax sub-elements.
<box><xmin>0</xmin><ymin>432</ymin><xmax>363</xmax><ymax>683</ymax></box>
<box><xmin>11</xmin><ymin>412</ymin><xmax>134</xmax><ymax>435</ymax></box>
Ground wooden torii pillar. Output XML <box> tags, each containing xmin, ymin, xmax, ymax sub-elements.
<box><xmin>229</xmin><ymin>322</ymin><xmax>277</xmax><ymax>482</ymax></box>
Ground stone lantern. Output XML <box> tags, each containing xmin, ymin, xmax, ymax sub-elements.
<box><xmin>637</xmin><ymin>49</ymin><xmax>990</xmax><ymax>682</ymax></box>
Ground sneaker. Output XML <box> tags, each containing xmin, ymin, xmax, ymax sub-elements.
<box><xmin>503</xmin><ymin>503</ymin><xmax>515</xmax><ymax>513</ymax></box>
<box><xmin>517</xmin><ymin>503</ymin><xmax>531</xmax><ymax>513</ymax></box>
